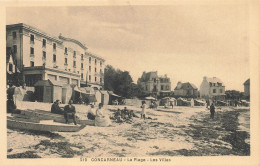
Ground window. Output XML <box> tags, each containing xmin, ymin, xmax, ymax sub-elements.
<box><xmin>42</xmin><ymin>51</ymin><xmax>46</xmax><ymax>60</ymax></box>
<box><xmin>13</xmin><ymin>45</ymin><xmax>17</xmax><ymax>54</ymax></box>
<box><xmin>73</xmin><ymin>51</ymin><xmax>76</xmax><ymax>57</ymax></box>
<box><xmin>95</xmin><ymin>77</ymin><xmax>97</xmax><ymax>82</ymax></box>
<box><xmin>12</xmin><ymin>32</ymin><xmax>17</xmax><ymax>40</ymax></box>
<box><xmin>100</xmin><ymin>69</ymin><xmax>102</xmax><ymax>73</ymax></box>
<box><xmin>81</xmin><ymin>73</ymin><xmax>83</xmax><ymax>79</ymax></box>
<box><xmin>95</xmin><ymin>59</ymin><xmax>97</xmax><ymax>65</ymax></box>
<box><xmin>89</xmin><ymin>75</ymin><xmax>91</xmax><ymax>81</ymax></box>
<box><xmin>100</xmin><ymin>78</ymin><xmax>102</xmax><ymax>83</ymax></box>
<box><xmin>42</xmin><ymin>39</ymin><xmax>46</xmax><ymax>47</ymax></box>
<box><xmin>89</xmin><ymin>57</ymin><xmax>91</xmax><ymax>63</ymax></box>
<box><xmin>30</xmin><ymin>61</ymin><xmax>34</xmax><ymax>67</ymax></box>
<box><xmin>213</xmin><ymin>89</ymin><xmax>216</xmax><ymax>93</ymax></box>
<box><xmin>220</xmin><ymin>89</ymin><xmax>223</xmax><ymax>93</ymax></box>
<box><xmin>30</xmin><ymin>34</ymin><xmax>34</xmax><ymax>43</ymax></box>
<box><xmin>30</xmin><ymin>47</ymin><xmax>34</xmax><ymax>55</ymax></box>
<box><xmin>81</xmin><ymin>63</ymin><xmax>83</xmax><ymax>69</ymax></box>
<box><xmin>166</xmin><ymin>85</ymin><xmax>169</xmax><ymax>90</ymax></box>
<box><xmin>65</xmin><ymin>47</ymin><xmax>67</xmax><ymax>54</ymax></box>
<box><xmin>53</xmin><ymin>43</ymin><xmax>56</xmax><ymax>50</ymax></box>
<box><xmin>73</xmin><ymin>61</ymin><xmax>76</xmax><ymax>67</ymax></box>
<box><xmin>161</xmin><ymin>85</ymin><xmax>164</xmax><ymax>90</ymax></box>
<box><xmin>81</xmin><ymin>54</ymin><xmax>84</xmax><ymax>60</ymax></box>
<box><xmin>53</xmin><ymin>54</ymin><xmax>56</xmax><ymax>62</ymax></box>
<box><xmin>64</xmin><ymin>58</ymin><xmax>67</xmax><ymax>64</ymax></box>
<box><xmin>146</xmin><ymin>85</ymin><xmax>148</xmax><ymax>91</ymax></box>
<box><xmin>95</xmin><ymin>68</ymin><xmax>97</xmax><ymax>72</ymax></box>
<box><xmin>8</xmin><ymin>63</ymin><xmax>13</xmax><ymax>71</ymax></box>
<box><xmin>89</xmin><ymin>66</ymin><xmax>91</xmax><ymax>71</ymax></box>
<box><xmin>100</xmin><ymin>61</ymin><xmax>102</xmax><ymax>67</ymax></box>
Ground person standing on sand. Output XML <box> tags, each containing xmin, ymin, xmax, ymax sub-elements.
<box><xmin>141</xmin><ymin>101</ymin><xmax>146</xmax><ymax>120</ymax></box>
<box><xmin>64</xmin><ymin>100</ymin><xmax>77</xmax><ymax>125</ymax></box>
<box><xmin>210</xmin><ymin>103</ymin><xmax>215</xmax><ymax>119</ymax></box>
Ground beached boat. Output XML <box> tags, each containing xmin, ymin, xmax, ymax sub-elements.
<box><xmin>7</xmin><ymin>116</ymin><xmax>86</xmax><ymax>132</ymax></box>
<box><xmin>18</xmin><ymin>109</ymin><xmax>95</xmax><ymax>126</ymax></box>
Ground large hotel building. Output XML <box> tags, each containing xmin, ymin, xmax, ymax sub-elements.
<box><xmin>6</xmin><ymin>23</ymin><xmax>105</xmax><ymax>89</ymax></box>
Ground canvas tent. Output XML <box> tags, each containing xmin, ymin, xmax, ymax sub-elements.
<box><xmin>107</xmin><ymin>91</ymin><xmax>122</xmax><ymax>105</ymax></box>
<box><xmin>177</xmin><ymin>98</ymin><xmax>191</xmax><ymax>106</ymax></box>
<box><xmin>100</xmin><ymin>90</ymin><xmax>109</xmax><ymax>105</ymax></box>
<box><xmin>194</xmin><ymin>99</ymin><xmax>206</xmax><ymax>106</ymax></box>
<box><xmin>34</xmin><ymin>79</ymin><xmax>63</xmax><ymax>103</ymax></box>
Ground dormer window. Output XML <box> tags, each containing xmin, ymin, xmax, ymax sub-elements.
<box><xmin>53</xmin><ymin>43</ymin><xmax>56</xmax><ymax>50</ymax></box>
<box><xmin>30</xmin><ymin>34</ymin><xmax>34</xmax><ymax>43</ymax></box>
<box><xmin>73</xmin><ymin>51</ymin><xmax>76</xmax><ymax>58</ymax></box>
<box><xmin>42</xmin><ymin>39</ymin><xmax>46</xmax><ymax>47</ymax></box>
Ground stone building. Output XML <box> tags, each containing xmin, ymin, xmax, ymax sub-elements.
<box><xmin>199</xmin><ymin>76</ymin><xmax>225</xmax><ymax>100</ymax></box>
<box><xmin>137</xmin><ymin>71</ymin><xmax>171</xmax><ymax>97</ymax></box>
<box><xmin>174</xmin><ymin>82</ymin><xmax>199</xmax><ymax>98</ymax></box>
<box><xmin>6</xmin><ymin>23</ymin><xmax>105</xmax><ymax>89</ymax></box>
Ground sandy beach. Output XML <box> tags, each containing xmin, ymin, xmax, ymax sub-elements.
<box><xmin>7</xmin><ymin>101</ymin><xmax>250</xmax><ymax>158</ymax></box>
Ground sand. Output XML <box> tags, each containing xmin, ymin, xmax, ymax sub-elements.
<box><xmin>7</xmin><ymin>101</ymin><xmax>250</xmax><ymax>158</ymax></box>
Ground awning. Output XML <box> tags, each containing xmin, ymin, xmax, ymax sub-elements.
<box><xmin>108</xmin><ymin>91</ymin><xmax>122</xmax><ymax>98</ymax></box>
<box><xmin>74</xmin><ymin>86</ymin><xmax>88</xmax><ymax>95</ymax></box>
<box><xmin>88</xmin><ymin>95</ymin><xmax>97</xmax><ymax>102</ymax></box>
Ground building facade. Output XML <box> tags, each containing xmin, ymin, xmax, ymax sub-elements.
<box><xmin>137</xmin><ymin>71</ymin><xmax>171</xmax><ymax>97</ymax></box>
<box><xmin>6</xmin><ymin>23</ymin><xmax>105</xmax><ymax>89</ymax></box>
<box><xmin>199</xmin><ymin>76</ymin><xmax>225</xmax><ymax>100</ymax></box>
<box><xmin>174</xmin><ymin>82</ymin><xmax>199</xmax><ymax>98</ymax></box>
<box><xmin>243</xmin><ymin>79</ymin><xmax>250</xmax><ymax>98</ymax></box>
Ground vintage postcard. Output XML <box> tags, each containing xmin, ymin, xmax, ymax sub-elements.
<box><xmin>0</xmin><ymin>0</ymin><xmax>259</xmax><ymax>165</ymax></box>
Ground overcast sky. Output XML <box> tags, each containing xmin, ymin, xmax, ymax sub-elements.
<box><xmin>6</xmin><ymin>5</ymin><xmax>249</xmax><ymax>91</ymax></box>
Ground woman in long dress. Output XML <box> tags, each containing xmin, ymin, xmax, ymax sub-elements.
<box><xmin>95</xmin><ymin>103</ymin><xmax>111</xmax><ymax>127</ymax></box>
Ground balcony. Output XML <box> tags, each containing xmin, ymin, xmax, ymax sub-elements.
<box><xmin>30</xmin><ymin>40</ymin><xmax>34</xmax><ymax>44</ymax></box>
<box><xmin>30</xmin><ymin>54</ymin><xmax>34</xmax><ymax>57</ymax></box>
<box><xmin>64</xmin><ymin>63</ymin><xmax>68</xmax><ymax>66</ymax></box>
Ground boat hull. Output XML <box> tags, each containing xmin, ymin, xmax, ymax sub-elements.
<box><xmin>7</xmin><ymin>119</ymin><xmax>86</xmax><ymax>132</ymax></box>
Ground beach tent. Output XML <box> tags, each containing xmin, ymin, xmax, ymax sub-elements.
<box><xmin>108</xmin><ymin>91</ymin><xmax>122</xmax><ymax>105</ymax></box>
<box><xmin>61</xmin><ymin>84</ymin><xmax>73</xmax><ymax>104</ymax></box>
<box><xmin>34</xmin><ymin>79</ymin><xmax>63</xmax><ymax>103</ymax></box>
<box><xmin>145</xmin><ymin>96</ymin><xmax>156</xmax><ymax>100</ymax></box>
<box><xmin>100</xmin><ymin>90</ymin><xmax>109</xmax><ymax>105</ymax></box>
<box><xmin>177</xmin><ymin>98</ymin><xmax>190</xmax><ymax>106</ymax></box>
<box><xmin>194</xmin><ymin>99</ymin><xmax>206</xmax><ymax>106</ymax></box>
<box><xmin>160</xmin><ymin>97</ymin><xmax>176</xmax><ymax>106</ymax></box>
<box><xmin>95</xmin><ymin>90</ymin><xmax>102</xmax><ymax>105</ymax></box>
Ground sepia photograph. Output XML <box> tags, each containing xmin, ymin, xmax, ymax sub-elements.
<box><xmin>1</xmin><ymin>0</ymin><xmax>260</xmax><ymax>165</ymax></box>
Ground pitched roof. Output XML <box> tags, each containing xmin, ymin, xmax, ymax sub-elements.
<box><xmin>244</xmin><ymin>79</ymin><xmax>250</xmax><ymax>85</ymax></box>
<box><xmin>174</xmin><ymin>82</ymin><xmax>198</xmax><ymax>90</ymax></box>
<box><xmin>205</xmin><ymin>77</ymin><xmax>223</xmax><ymax>84</ymax></box>
<box><xmin>34</xmin><ymin>79</ymin><xmax>64</xmax><ymax>87</ymax></box>
<box><xmin>140</xmin><ymin>71</ymin><xmax>158</xmax><ymax>82</ymax></box>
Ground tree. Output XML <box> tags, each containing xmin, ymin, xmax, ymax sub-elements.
<box><xmin>104</xmin><ymin>65</ymin><xmax>146</xmax><ymax>98</ymax></box>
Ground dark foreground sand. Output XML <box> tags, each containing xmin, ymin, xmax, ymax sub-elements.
<box><xmin>7</xmin><ymin>102</ymin><xmax>250</xmax><ymax>158</ymax></box>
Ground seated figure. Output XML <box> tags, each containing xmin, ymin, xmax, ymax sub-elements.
<box><xmin>95</xmin><ymin>103</ymin><xmax>111</xmax><ymax>127</ymax></box>
<box><xmin>51</xmin><ymin>100</ymin><xmax>64</xmax><ymax>115</ymax></box>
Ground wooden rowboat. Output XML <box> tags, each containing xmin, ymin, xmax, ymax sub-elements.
<box><xmin>7</xmin><ymin>116</ymin><xmax>86</xmax><ymax>132</ymax></box>
<box><xmin>18</xmin><ymin>109</ymin><xmax>95</xmax><ymax>126</ymax></box>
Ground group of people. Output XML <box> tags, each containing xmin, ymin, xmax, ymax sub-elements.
<box><xmin>112</xmin><ymin>107</ymin><xmax>138</xmax><ymax>123</ymax></box>
<box><xmin>52</xmin><ymin>100</ymin><xmax>112</xmax><ymax>127</ymax></box>
<box><xmin>51</xmin><ymin>99</ymin><xmax>77</xmax><ymax>125</ymax></box>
